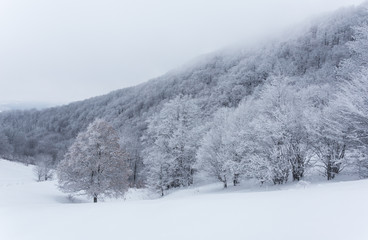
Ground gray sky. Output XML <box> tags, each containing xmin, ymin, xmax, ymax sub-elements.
<box><xmin>0</xmin><ymin>0</ymin><xmax>365</xmax><ymax>105</ymax></box>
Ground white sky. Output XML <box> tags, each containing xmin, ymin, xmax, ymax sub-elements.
<box><xmin>0</xmin><ymin>0</ymin><xmax>365</xmax><ymax>105</ymax></box>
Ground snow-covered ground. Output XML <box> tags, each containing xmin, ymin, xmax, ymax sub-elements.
<box><xmin>1</xmin><ymin>159</ymin><xmax>368</xmax><ymax>240</ymax></box>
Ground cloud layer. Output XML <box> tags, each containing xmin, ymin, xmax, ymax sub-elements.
<box><xmin>0</xmin><ymin>0</ymin><xmax>364</xmax><ymax>104</ymax></box>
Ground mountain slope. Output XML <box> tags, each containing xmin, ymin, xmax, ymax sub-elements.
<box><xmin>0</xmin><ymin>4</ymin><xmax>367</xmax><ymax>184</ymax></box>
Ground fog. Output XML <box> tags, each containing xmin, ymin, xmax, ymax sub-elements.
<box><xmin>0</xmin><ymin>0</ymin><xmax>365</xmax><ymax>105</ymax></box>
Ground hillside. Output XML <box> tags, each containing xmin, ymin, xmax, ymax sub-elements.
<box><xmin>1</xmin><ymin>159</ymin><xmax>367</xmax><ymax>240</ymax></box>
<box><xmin>1</xmin><ymin>3</ymin><xmax>368</xmax><ymax>187</ymax></box>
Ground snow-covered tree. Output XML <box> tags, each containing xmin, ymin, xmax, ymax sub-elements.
<box><xmin>300</xmin><ymin>82</ymin><xmax>348</xmax><ymax>180</ymax></box>
<box><xmin>0</xmin><ymin>130</ymin><xmax>12</xmax><ymax>159</ymax></box>
<box><xmin>198</xmin><ymin>77</ymin><xmax>313</xmax><ymax>186</ymax></box>
<box><xmin>143</xmin><ymin>95</ymin><xmax>202</xmax><ymax>195</ymax></box>
<box><xmin>333</xmin><ymin>23</ymin><xmax>368</xmax><ymax>178</ymax></box>
<box><xmin>57</xmin><ymin>119</ymin><xmax>130</xmax><ymax>202</ymax></box>
<box><xmin>252</xmin><ymin>77</ymin><xmax>313</xmax><ymax>183</ymax></box>
<box><xmin>34</xmin><ymin>154</ymin><xmax>53</xmax><ymax>181</ymax></box>
<box><xmin>196</xmin><ymin>108</ymin><xmax>235</xmax><ymax>188</ymax></box>
<box><xmin>119</xmin><ymin>127</ymin><xmax>144</xmax><ymax>187</ymax></box>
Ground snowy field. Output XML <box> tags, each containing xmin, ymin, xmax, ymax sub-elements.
<box><xmin>1</xmin><ymin>159</ymin><xmax>368</xmax><ymax>240</ymax></box>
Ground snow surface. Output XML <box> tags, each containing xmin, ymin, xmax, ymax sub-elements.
<box><xmin>1</xmin><ymin>159</ymin><xmax>368</xmax><ymax>240</ymax></box>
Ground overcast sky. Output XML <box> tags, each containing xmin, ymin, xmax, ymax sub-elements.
<box><xmin>0</xmin><ymin>0</ymin><xmax>365</xmax><ymax>105</ymax></box>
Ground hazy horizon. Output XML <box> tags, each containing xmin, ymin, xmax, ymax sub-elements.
<box><xmin>0</xmin><ymin>0</ymin><xmax>365</xmax><ymax>107</ymax></box>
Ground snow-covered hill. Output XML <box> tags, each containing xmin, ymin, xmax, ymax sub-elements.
<box><xmin>1</xmin><ymin>4</ymin><xmax>367</xmax><ymax>177</ymax></box>
<box><xmin>1</xmin><ymin>159</ymin><xmax>367</xmax><ymax>240</ymax></box>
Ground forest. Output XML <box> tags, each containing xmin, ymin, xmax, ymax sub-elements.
<box><xmin>1</xmin><ymin>3</ymin><xmax>368</xmax><ymax>195</ymax></box>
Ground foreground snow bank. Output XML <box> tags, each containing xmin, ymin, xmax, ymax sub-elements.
<box><xmin>0</xmin><ymin>159</ymin><xmax>367</xmax><ymax>240</ymax></box>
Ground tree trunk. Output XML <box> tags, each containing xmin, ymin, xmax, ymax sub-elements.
<box><xmin>133</xmin><ymin>162</ymin><xmax>137</xmax><ymax>185</ymax></box>
<box><xmin>94</xmin><ymin>196</ymin><xmax>97</xmax><ymax>203</ymax></box>
<box><xmin>233</xmin><ymin>174</ymin><xmax>239</xmax><ymax>186</ymax></box>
